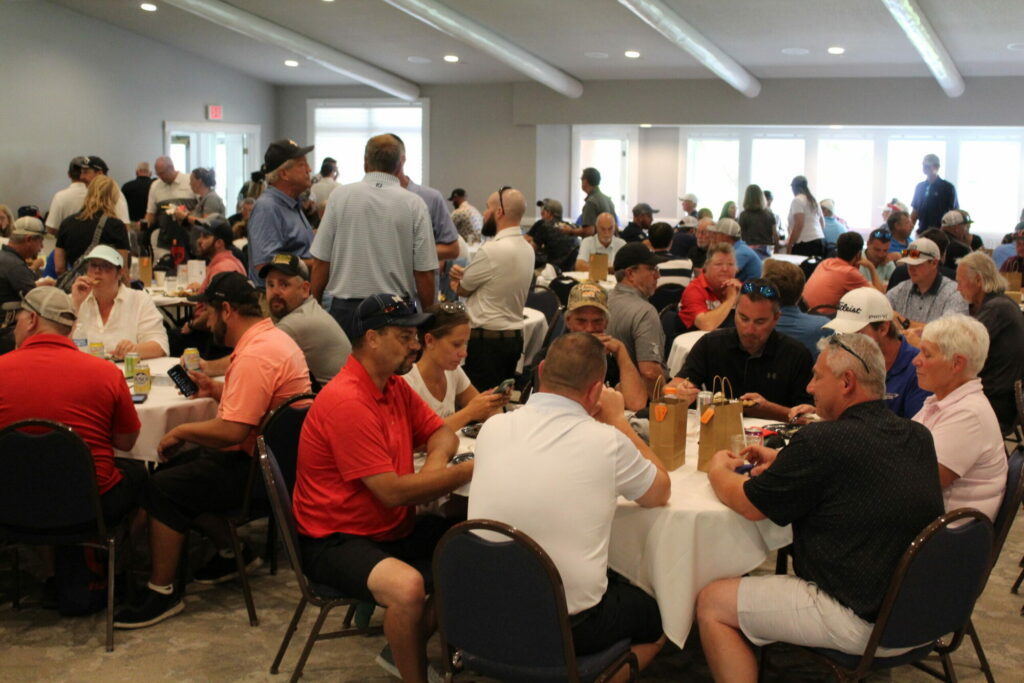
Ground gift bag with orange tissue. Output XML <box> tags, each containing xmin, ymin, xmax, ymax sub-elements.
<box><xmin>648</xmin><ymin>376</ymin><xmax>689</xmax><ymax>471</ymax></box>
<box><xmin>697</xmin><ymin>376</ymin><xmax>744</xmax><ymax>472</ymax></box>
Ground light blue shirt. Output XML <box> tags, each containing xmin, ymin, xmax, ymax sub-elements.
<box><xmin>823</xmin><ymin>216</ymin><xmax>847</xmax><ymax>249</ymax></box>
<box><xmin>992</xmin><ymin>243</ymin><xmax>1016</xmax><ymax>270</ymax></box>
<box><xmin>247</xmin><ymin>186</ymin><xmax>313</xmax><ymax>286</ymax></box>
<box><xmin>775</xmin><ymin>305</ymin><xmax>831</xmax><ymax>358</ymax></box>
<box><xmin>734</xmin><ymin>239</ymin><xmax>763</xmax><ymax>281</ymax></box>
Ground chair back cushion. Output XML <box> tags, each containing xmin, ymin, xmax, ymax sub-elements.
<box><xmin>435</xmin><ymin>521</ymin><xmax>571</xmax><ymax>669</ymax></box>
<box><xmin>260</xmin><ymin>394</ymin><xmax>314</xmax><ymax>494</ymax></box>
<box><xmin>0</xmin><ymin>421</ymin><xmax>101</xmax><ymax>534</ymax></box>
<box><xmin>548</xmin><ymin>278</ymin><xmax>578</xmax><ymax>307</ymax></box>
<box><xmin>526</xmin><ymin>287</ymin><xmax>560</xmax><ymax>326</ymax></box>
<box><xmin>878</xmin><ymin>510</ymin><xmax>992</xmax><ymax>648</ymax></box>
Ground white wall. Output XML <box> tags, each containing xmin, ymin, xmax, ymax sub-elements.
<box><xmin>0</xmin><ymin>1</ymin><xmax>275</xmax><ymax>212</ymax></box>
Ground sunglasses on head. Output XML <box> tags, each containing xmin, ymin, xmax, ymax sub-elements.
<box><xmin>438</xmin><ymin>300</ymin><xmax>466</xmax><ymax>314</ymax></box>
<box><xmin>828</xmin><ymin>335</ymin><xmax>870</xmax><ymax>374</ymax></box>
<box><xmin>497</xmin><ymin>185</ymin><xmax>511</xmax><ymax>213</ymax></box>
<box><xmin>901</xmin><ymin>248</ymin><xmax>935</xmax><ymax>260</ymax></box>
<box><xmin>870</xmin><ymin>229</ymin><xmax>892</xmax><ymax>241</ymax></box>
<box><xmin>740</xmin><ymin>281</ymin><xmax>779</xmax><ymax>298</ymax></box>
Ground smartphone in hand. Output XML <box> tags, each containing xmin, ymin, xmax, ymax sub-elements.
<box><xmin>167</xmin><ymin>364</ymin><xmax>199</xmax><ymax>398</ymax></box>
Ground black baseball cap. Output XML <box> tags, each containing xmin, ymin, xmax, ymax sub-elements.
<box><xmin>613</xmin><ymin>242</ymin><xmax>660</xmax><ymax>271</ymax></box>
<box><xmin>258</xmin><ymin>253</ymin><xmax>310</xmax><ymax>281</ymax></box>
<box><xmin>194</xmin><ymin>216</ymin><xmax>234</xmax><ymax>247</ymax></box>
<box><xmin>86</xmin><ymin>156</ymin><xmax>109</xmax><ymax>173</ymax></box>
<box><xmin>355</xmin><ymin>294</ymin><xmax>434</xmax><ymax>338</ymax></box>
<box><xmin>448</xmin><ymin>188</ymin><xmax>466</xmax><ymax>201</ymax></box>
<box><xmin>188</xmin><ymin>272</ymin><xmax>259</xmax><ymax>306</ymax></box>
<box><xmin>262</xmin><ymin>139</ymin><xmax>314</xmax><ymax>174</ymax></box>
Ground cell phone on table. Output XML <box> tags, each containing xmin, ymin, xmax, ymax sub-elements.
<box><xmin>132</xmin><ymin>393</ymin><xmax>148</xmax><ymax>404</ymax></box>
<box><xmin>495</xmin><ymin>378</ymin><xmax>515</xmax><ymax>395</ymax></box>
<box><xmin>167</xmin><ymin>364</ymin><xmax>199</xmax><ymax>398</ymax></box>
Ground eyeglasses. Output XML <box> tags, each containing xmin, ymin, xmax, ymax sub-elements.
<box><xmin>497</xmin><ymin>185</ymin><xmax>511</xmax><ymax>213</ymax></box>
<box><xmin>438</xmin><ymin>300</ymin><xmax>466</xmax><ymax>314</ymax></box>
<box><xmin>869</xmin><ymin>229</ymin><xmax>892</xmax><ymax>241</ymax></box>
<box><xmin>828</xmin><ymin>335</ymin><xmax>870</xmax><ymax>374</ymax></box>
<box><xmin>740</xmin><ymin>281</ymin><xmax>779</xmax><ymax>298</ymax></box>
<box><xmin>900</xmin><ymin>248</ymin><xmax>935</xmax><ymax>260</ymax></box>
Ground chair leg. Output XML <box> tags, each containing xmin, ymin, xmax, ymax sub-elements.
<box><xmin>227</xmin><ymin>523</ymin><xmax>258</xmax><ymax>627</ymax></box>
<box><xmin>11</xmin><ymin>546</ymin><xmax>21</xmax><ymax>610</ymax></box>
<box><xmin>774</xmin><ymin>546</ymin><xmax>790</xmax><ymax>575</ymax></box>
<box><xmin>271</xmin><ymin>597</ymin><xmax>309</xmax><ymax>674</ymax></box>
<box><xmin>1012</xmin><ymin>566</ymin><xmax>1024</xmax><ymax>594</ymax></box>
<box><xmin>940</xmin><ymin>651</ymin><xmax>959</xmax><ymax>683</ymax></box>
<box><xmin>267</xmin><ymin>516</ymin><xmax>278</xmax><ymax>576</ymax></box>
<box><xmin>966</xmin><ymin>619</ymin><xmax>994</xmax><ymax>683</ymax></box>
<box><xmin>292</xmin><ymin>605</ymin><xmax>333</xmax><ymax>683</ymax></box>
<box><xmin>106</xmin><ymin>538</ymin><xmax>116</xmax><ymax>653</ymax></box>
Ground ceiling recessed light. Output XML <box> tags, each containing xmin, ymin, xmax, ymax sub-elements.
<box><xmin>827</xmin><ymin>46</ymin><xmax>846</xmax><ymax>55</ymax></box>
<box><xmin>624</xmin><ymin>50</ymin><xmax>641</xmax><ymax>59</ymax></box>
<box><xmin>1008</xmin><ymin>43</ymin><xmax>1024</xmax><ymax>51</ymax></box>
<box><xmin>585</xmin><ymin>51</ymin><xmax>609</xmax><ymax>59</ymax></box>
<box><xmin>284</xmin><ymin>59</ymin><xmax>299</xmax><ymax>67</ymax></box>
<box><xmin>140</xmin><ymin>2</ymin><xmax>157</xmax><ymax>11</ymax></box>
<box><xmin>781</xmin><ymin>47</ymin><xmax>809</xmax><ymax>56</ymax></box>
<box><xmin>829</xmin><ymin>125</ymin><xmax>844</xmax><ymax>130</ymax></box>
<box><xmin>407</xmin><ymin>56</ymin><xmax>432</xmax><ymax>64</ymax></box>
<box><xmin>322</xmin><ymin>0</ymin><xmax>336</xmax><ymax>3</ymax></box>
<box><xmin>640</xmin><ymin>124</ymin><xmax>652</xmax><ymax>128</ymax></box>
<box><xmin>443</xmin><ymin>54</ymin><xmax>460</xmax><ymax>63</ymax></box>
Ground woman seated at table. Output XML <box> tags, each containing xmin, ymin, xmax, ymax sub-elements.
<box><xmin>402</xmin><ymin>302</ymin><xmax>508</xmax><ymax>430</ymax></box>
<box><xmin>70</xmin><ymin>245</ymin><xmax>169</xmax><ymax>360</ymax></box>
<box><xmin>911</xmin><ymin>314</ymin><xmax>1007</xmax><ymax>521</ymax></box>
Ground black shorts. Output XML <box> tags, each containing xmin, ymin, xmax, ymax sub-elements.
<box><xmin>571</xmin><ymin>573</ymin><xmax>663</xmax><ymax>655</ymax></box>
<box><xmin>100</xmin><ymin>459</ymin><xmax>148</xmax><ymax>527</ymax></box>
<box><xmin>142</xmin><ymin>448</ymin><xmax>252</xmax><ymax>534</ymax></box>
<box><xmin>299</xmin><ymin>515</ymin><xmax>455</xmax><ymax>603</ymax></box>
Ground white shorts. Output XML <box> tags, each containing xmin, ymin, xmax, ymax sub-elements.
<box><xmin>737</xmin><ymin>575</ymin><xmax>916</xmax><ymax>657</ymax></box>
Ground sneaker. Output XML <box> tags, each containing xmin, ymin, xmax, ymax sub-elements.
<box><xmin>193</xmin><ymin>546</ymin><xmax>263</xmax><ymax>585</ymax></box>
<box><xmin>113</xmin><ymin>589</ymin><xmax>184</xmax><ymax>629</ymax></box>
<box><xmin>375</xmin><ymin>644</ymin><xmax>444</xmax><ymax>682</ymax></box>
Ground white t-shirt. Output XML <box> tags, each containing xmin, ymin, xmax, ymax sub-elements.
<box><xmin>912</xmin><ymin>378</ymin><xmax>1007</xmax><ymax>521</ymax></box>
<box><xmin>787</xmin><ymin>194</ymin><xmax>825</xmax><ymax>243</ymax></box>
<box><xmin>401</xmin><ymin>363</ymin><xmax>471</xmax><ymax>418</ymax></box>
<box><xmin>578</xmin><ymin>234</ymin><xmax>626</xmax><ymax>265</ymax></box>
<box><xmin>310</xmin><ymin>177</ymin><xmax>340</xmax><ymax>206</ymax></box>
<box><xmin>468</xmin><ymin>392</ymin><xmax>657</xmax><ymax>614</ymax></box>
<box><xmin>72</xmin><ymin>286</ymin><xmax>169</xmax><ymax>356</ymax></box>
<box><xmin>46</xmin><ymin>182</ymin><xmax>130</xmax><ymax>229</ymax></box>
<box><xmin>460</xmin><ymin>226</ymin><xmax>535</xmax><ymax>330</ymax></box>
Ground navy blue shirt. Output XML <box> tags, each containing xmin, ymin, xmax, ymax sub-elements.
<box><xmin>911</xmin><ymin>177</ymin><xmax>957</xmax><ymax>234</ymax></box>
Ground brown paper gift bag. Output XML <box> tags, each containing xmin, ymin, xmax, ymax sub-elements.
<box><xmin>1004</xmin><ymin>270</ymin><xmax>1021</xmax><ymax>292</ymax></box>
<box><xmin>588</xmin><ymin>253</ymin><xmax>609</xmax><ymax>282</ymax></box>
<box><xmin>697</xmin><ymin>377</ymin><xmax>744</xmax><ymax>472</ymax></box>
<box><xmin>648</xmin><ymin>377</ymin><xmax>688</xmax><ymax>471</ymax></box>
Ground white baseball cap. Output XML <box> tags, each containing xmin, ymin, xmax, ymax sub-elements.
<box><xmin>708</xmin><ymin>217</ymin><xmax>741</xmax><ymax>238</ymax></box>
<box><xmin>83</xmin><ymin>244</ymin><xmax>124</xmax><ymax>268</ymax></box>
<box><xmin>824</xmin><ymin>287</ymin><xmax>894</xmax><ymax>334</ymax></box>
<box><xmin>679</xmin><ymin>192</ymin><xmax>698</xmax><ymax>203</ymax></box>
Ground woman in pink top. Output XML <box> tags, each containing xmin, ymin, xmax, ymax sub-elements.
<box><xmin>911</xmin><ymin>314</ymin><xmax>1007</xmax><ymax>521</ymax></box>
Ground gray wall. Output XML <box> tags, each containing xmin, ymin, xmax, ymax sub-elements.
<box><xmin>275</xmin><ymin>83</ymin><xmax>536</xmax><ymax>215</ymax></box>
<box><xmin>0</xmin><ymin>1</ymin><xmax>275</xmax><ymax>212</ymax></box>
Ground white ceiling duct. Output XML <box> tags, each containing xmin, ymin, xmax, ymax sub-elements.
<box><xmin>617</xmin><ymin>0</ymin><xmax>761</xmax><ymax>98</ymax></box>
<box><xmin>379</xmin><ymin>0</ymin><xmax>584</xmax><ymax>99</ymax></box>
<box><xmin>880</xmin><ymin>0</ymin><xmax>965</xmax><ymax>98</ymax></box>
<box><xmin>162</xmin><ymin>0</ymin><xmax>420</xmax><ymax>100</ymax></box>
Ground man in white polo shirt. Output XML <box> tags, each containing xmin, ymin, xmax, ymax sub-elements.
<box><xmin>449</xmin><ymin>186</ymin><xmax>534</xmax><ymax>390</ymax></box>
<box><xmin>143</xmin><ymin>156</ymin><xmax>196</xmax><ymax>254</ymax></box>
<box><xmin>575</xmin><ymin>212</ymin><xmax>625</xmax><ymax>271</ymax></box>
<box><xmin>470</xmin><ymin>332</ymin><xmax>669</xmax><ymax>671</ymax></box>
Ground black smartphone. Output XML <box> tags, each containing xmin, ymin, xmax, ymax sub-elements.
<box><xmin>167</xmin><ymin>364</ymin><xmax>199</xmax><ymax>398</ymax></box>
<box><xmin>495</xmin><ymin>378</ymin><xmax>515</xmax><ymax>395</ymax></box>
<box><xmin>132</xmin><ymin>393</ymin><xmax>148</xmax><ymax>404</ymax></box>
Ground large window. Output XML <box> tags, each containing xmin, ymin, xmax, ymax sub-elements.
<box><xmin>308</xmin><ymin>100</ymin><xmax>427</xmax><ymax>184</ymax></box>
<box><xmin>958</xmin><ymin>140</ymin><xmax>1022</xmax><ymax>238</ymax></box>
<box><xmin>818</xmin><ymin>138</ymin><xmax>874</xmax><ymax>232</ymax></box>
<box><xmin>686</xmin><ymin>138</ymin><xmax>739</xmax><ymax>217</ymax></box>
<box><xmin>885</xmin><ymin>139</ymin><xmax>947</xmax><ymax>213</ymax></box>
<box><xmin>750</xmin><ymin>137</ymin><xmax>805</xmax><ymax>211</ymax></box>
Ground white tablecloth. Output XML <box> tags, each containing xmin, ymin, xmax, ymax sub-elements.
<box><xmin>767</xmin><ymin>253</ymin><xmax>808</xmax><ymax>265</ymax></box>
<box><xmin>520</xmin><ymin>307</ymin><xmax>549</xmax><ymax>371</ymax></box>
<box><xmin>666</xmin><ymin>330</ymin><xmax>709</xmax><ymax>377</ymax></box>
<box><xmin>116</xmin><ymin>356</ymin><xmax>217</xmax><ymax>462</ymax></box>
<box><xmin>562</xmin><ymin>271</ymin><xmax>616</xmax><ymax>290</ymax></box>
<box><xmin>608</xmin><ymin>414</ymin><xmax>792</xmax><ymax>646</ymax></box>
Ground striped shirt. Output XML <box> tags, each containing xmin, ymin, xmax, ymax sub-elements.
<box><xmin>886</xmin><ymin>273</ymin><xmax>968</xmax><ymax>323</ymax></box>
<box><xmin>312</xmin><ymin>172</ymin><xmax>438</xmax><ymax>302</ymax></box>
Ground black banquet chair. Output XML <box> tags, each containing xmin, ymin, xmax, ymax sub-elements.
<box><xmin>0</xmin><ymin>419</ymin><xmax>129</xmax><ymax>652</ymax></box>
<box><xmin>526</xmin><ymin>285</ymin><xmax>561</xmax><ymax>326</ymax></box>
<box><xmin>758</xmin><ymin>508</ymin><xmax>993</xmax><ymax>683</ymax></box>
<box><xmin>257</xmin><ymin>438</ymin><xmax>381</xmax><ymax>683</ymax></box>
<box><xmin>433</xmin><ymin>519</ymin><xmax>638</xmax><ymax>682</ymax></box>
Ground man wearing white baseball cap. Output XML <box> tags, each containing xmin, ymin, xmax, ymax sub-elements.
<box><xmin>885</xmin><ymin>237</ymin><xmax>967</xmax><ymax>328</ymax></box>
<box><xmin>791</xmin><ymin>287</ymin><xmax>931</xmax><ymax>420</ymax></box>
<box><xmin>679</xmin><ymin>192</ymin><xmax>698</xmax><ymax>219</ymax></box>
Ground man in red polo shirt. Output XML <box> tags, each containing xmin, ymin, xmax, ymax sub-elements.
<box><xmin>679</xmin><ymin>242</ymin><xmax>742</xmax><ymax>331</ymax></box>
<box><xmin>0</xmin><ymin>287</ymin><xmax>143</xmax><ymax>524</ymax></box>
<box><xmin>293</xmin><ymin>293</ymin><xmax>472</xmax><ymax>683</ymax></box>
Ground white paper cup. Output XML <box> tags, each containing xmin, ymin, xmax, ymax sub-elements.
<box><xmin>154</xmin><ymin>271</ymin><xmax>166</xmax><ymax>288</ymax></box>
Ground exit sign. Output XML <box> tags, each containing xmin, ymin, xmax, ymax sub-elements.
<box><xmin>206</xmin><ymin>105</ymin><xmax>223</xmax><ymax>121</ymax></box>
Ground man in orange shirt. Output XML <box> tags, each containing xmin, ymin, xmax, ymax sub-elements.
<box><xmin>802</xmin><ymin>232</ymin><xmax>885</xmax><ymax>312</ymax></box>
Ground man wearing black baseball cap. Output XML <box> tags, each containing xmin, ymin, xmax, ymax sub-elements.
<box><xmin>183</xmin><ymin>217</ymin><xmax>248</xmax><ymax>337</ymax></box>
<box><xmin>247</xmin><ymin>139</ymin><xmax>315</xmax><ymax>286</ymax></box>
<box><xmin>115</xmin><ymin>271</ymin><xmax>311</xmax><ymax>629</ymax></box>
<box><xmin>607</xmin><ymin>242</ymin><xmax>666</xmax><ymax>395</ymax></box>
<box><xmin>293</xmin><ymin>292</ymin><xmax>470</xmax><ymax>682</ymax></box>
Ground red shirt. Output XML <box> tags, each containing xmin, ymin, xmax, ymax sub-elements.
<box><xmin>0</xmin><ymin>334</ymin><xmax>141</xmax><ymax>494</ymax></box>
<box><xmin>679</xmin><ymin>273</ymin><xmax>722</xmax><ymax>329</ymax></box>
<box><xmin>292</xmin><ymin>355</ymin><xmax>444</xmax><ymax>541</ymax></box>
<box><xmin>802</xmin><ymin>258</ymin><xmax>869</xmax><ymax>311</ymax></box>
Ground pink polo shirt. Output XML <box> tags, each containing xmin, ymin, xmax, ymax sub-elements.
<box><xmin>912</xmin><ymin>378</ymin><xmax>1007</xmax><ymax>521</ymax></box>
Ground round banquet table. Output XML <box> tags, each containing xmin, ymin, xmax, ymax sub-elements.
<box><xmin>666</xmin><ymin>329</ymin><xmax>709</xmax><ymax>377</ymax></box>
<box><xmin>562</xmin><ymin>271</ymin><xmax>616</xmax><ymax>291</ymax></box>
<box><xmin>115</xmin><ymin>356</ymin><xmax>218</xmax><ymax>463</ymax></box>
<box><xmin>607</xmin><ymin>413</ymin><xmax>792</xmax><ymax>646</ymax></box>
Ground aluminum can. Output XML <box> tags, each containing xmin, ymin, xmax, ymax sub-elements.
<box><xmin>124</xmin><ymin>352</ymin><xmax>140</xmax><ymax>378</ymax></box>
<box><xmin>133</xmin><ymin>365</ymin><xmax>152</xmax><ymax>395</ymax></box>
<box><xmin>182</xmin><ymin>348</ymin><xmax>202</xmax><ymax>372</ymax></box>
<box><xmin>88</xmin><ymin>342</ymin><xmax>105</xmax><ymax>358</ymax></box>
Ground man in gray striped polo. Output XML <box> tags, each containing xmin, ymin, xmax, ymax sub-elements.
<box><xmin>311</xmin><ymin>134</ymin><xmax>438</xmax><ymax>338</ymax></box>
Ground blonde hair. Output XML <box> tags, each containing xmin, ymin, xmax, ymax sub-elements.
<box><xmin>0</xmin><ymin>204</ymin><xmax>13</xmax><ymax>237</ymax></box>
<box><xmin>76</xmin><ymin>175</ymin><xmax>118</xmax><ymax>221</ymax></box>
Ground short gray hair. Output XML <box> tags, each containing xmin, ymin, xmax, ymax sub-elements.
<box><xmin>816</xmin><ymin>333</ymin><xmax>886</xmax><ymax>398</ymax></box>
<box><xmin>706</xmin><ymin>241</ymin><xmax>735</xmax><ymax>260</ymax></box>
<box><xmin>265</xmin><ymin>158</ymin><xmax>297</xmax><ymax>185</ymax></box>
<box><xmin>957</xmin><ymin>251</ymin><xmax>1007</xmax><ymax>295</ymax></box>
<box><xmin>921</xmin><ymin>314</ymin><xmax>990</xmax><ymax>378</ymax></box>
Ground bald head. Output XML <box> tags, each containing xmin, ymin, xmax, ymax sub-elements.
<box><xmin>488</xmin><ymin>187</ymin><xmax>525</xmax><ymax>228</ymax></box>
<box><xmin>596</xmin><ymin>212</ymin><xmax>616</xmax><ymax>243</ymax></box>
<box><xmin>364</xmin><ymin>134</ymin><xmax>404</xmax><ymax>175</ymax></box>
<box><xmin>154</xmin><ymin>156</ymin><xmax>177</xmax><ymax>183</ymax></box>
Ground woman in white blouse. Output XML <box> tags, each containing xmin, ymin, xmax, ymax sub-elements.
<box><xmin>402</xmin><ymin>302</ymin><xmax>507</xmax><ymax>431</ymax></box>
<box><xmin>69</xmin><ymin>245</ymin><xmax>169</xmax><ymax>359</ymax></box>
<box><xmin>785</xmin><ymin>175</ymin><xmax>826</xmax><ymax>258</ymax></box>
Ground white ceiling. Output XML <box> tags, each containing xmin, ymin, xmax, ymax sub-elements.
<box><xmin>45</xmin><ymin>0</ymin><xmax>1024</xmax><ymax>91</ymax></box>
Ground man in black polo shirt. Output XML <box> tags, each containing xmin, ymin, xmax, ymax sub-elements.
<box><xmin>911</xmin><ymin>153</ymin><xmax>957</xmax><ymax>235</ymax></box>
<box><xmin>671</xmin><ymin>278</ymin><xmax>812</xmax><ymax>421</ymax></box>
<box><xmin>696</xmin><ymin>332</ymin><xmax>943</xmax><ymax>681</ymax></box>
<box><xmin>621</xmin><ymin>203</ymin><xmax>658</xmax><ymax>243</ymax></box>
